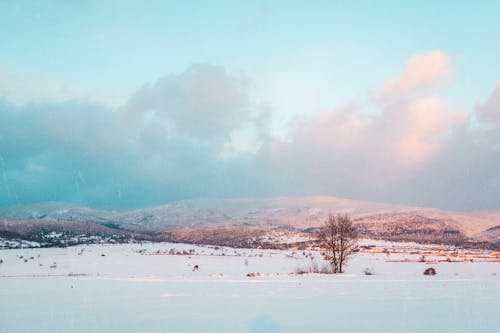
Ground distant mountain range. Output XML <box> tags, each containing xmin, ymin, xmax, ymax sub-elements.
<box><xmin>1</xmin><ymin>196</ymin><xmax>499</xmax><ymax>248</ymax></box>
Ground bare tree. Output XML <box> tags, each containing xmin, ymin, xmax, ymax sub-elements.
<box><xmin>317</xmin><ymin>214</ymin><xmax>358</xmax><ymax>273</ymax></box>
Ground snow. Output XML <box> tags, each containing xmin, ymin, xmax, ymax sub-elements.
<box><xmin>0</xmin><ymin>242</ymin><xmax>499</xmax><ymax>333</ymax></box>
<box><xmin>0</xmin><ymin>237</ymin><xmax>41</xmax><ymax>249</ymax></box>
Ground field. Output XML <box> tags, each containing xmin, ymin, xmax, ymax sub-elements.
<box><xmin>1</xmin><ymin>241</ymin><xmax>499</xmax><ymax>333</ymax></box>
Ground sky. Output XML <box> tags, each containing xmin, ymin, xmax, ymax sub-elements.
<box><xmin>1</xmin><ymin>1</ymin><xmax>500</xmax><ymax>211</ymax></box>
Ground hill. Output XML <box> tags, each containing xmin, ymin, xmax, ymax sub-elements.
<box><xmin>1</xmin><ymin>196</ymin><xmax>499</xmax><ymax>249</ymax></box>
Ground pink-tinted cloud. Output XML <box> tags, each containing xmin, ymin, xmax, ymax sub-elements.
<box><xmin>275</xmin><ymin>97</ymin><xmax>465</xmax><ymax>183</ymax></box>
<box><xmin>380</xmin><ymin>51</ymin><xmax>453</xmax><ymax>100</ymax></box>
<box><xmin>384</xmin><ymin>97</ymin><xmax>467</xmax><ymax>168</ymax></box>
<box><xmin>263</xmin><ymin>51</ymin><xmax>467</xmax><ymax>187</ymax></box>
<box><xmin>294</xmin><ymin>104</ymin><xmax>371</xmax><ymax>153</ymax></box>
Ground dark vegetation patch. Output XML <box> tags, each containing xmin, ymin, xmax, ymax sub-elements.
<box><xmin>486</xmin><ymin>225</ymin><xmax>500</xmax><ymax>232</ymax></box>
<box><xmin>101</xmin><ymin>222</ymin><xmax>123</xmax><ymax>230</ymax></box>
<box><xmin>0</xmin><ymin>219</ymin><xmax>154</xmax><ymax>248</ymax></box>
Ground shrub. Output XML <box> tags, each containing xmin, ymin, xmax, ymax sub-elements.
<box><xmin>423</xmin><ymin>267</ymin><xmax>436</xmax><ymax>275</ymax></box>
<box><xmin>295</xmin><ymin>261</ymin><xmax>332</xmax><ymax>274</ymax></box>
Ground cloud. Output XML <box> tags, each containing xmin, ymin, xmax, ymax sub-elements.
<box><xmin>125</xmin><ymin>64</ymin><xmax>253</xmax><ymax>140</ymax></box>
<box><xmin>380</xmin><ymin>97</ymin><xmax>467</xmax><ymax>168</ymax></box>
<box><xmin>253</xmin><ymin>51</ymin><xmax>484</xmax><ymax>209</ymax></box>
<box><xmin>268</xmin><ymin>52</ymin><xmax>465</xmax><ymax>185</ymax></box>
<box><xmin>380</xmin><ymin>51</ymin><xmax>453</xmax><ymax>100</ymax></box>
<box><xmin>1</xmin><ymin>56</ymin><xmax>500</xmax><ymax>211</ymax></box>
<box><xmin>476</xmin><ymin>83</ymin><xmax>500</xmax><ymax>123</ymax></box>
<box><xmin>0</xmin><ymin>67</ymin><xmax>81</xmax><ymax>104</ymax></box>
<box><xmin>257</xmin><ymin>97</ymin><xmax>466</xmax><ymax>197</ymax></box>
<box><xmin>0</xmin><ymin>64</ymin><xmax>269</xmax><ymax>208</ymax></box>
<box><xmin>0</xmin><ymin>66</ymin><xmax>122</xmax><ymax>107</ymax></box>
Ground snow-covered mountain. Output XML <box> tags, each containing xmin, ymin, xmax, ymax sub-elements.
<box><xmin>0</xmin><ymin>196</ymin><xmax>407</xmax><ymax>229</ymax></box>
<box><xmin>1</xmin><ymin>196</ymin><xmax>499</xmax><ymax>242</ymax></box>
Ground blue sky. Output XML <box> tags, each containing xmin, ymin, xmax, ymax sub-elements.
<box><xmin>1</xmin><ymin>1</ymin><xmax>500</xmax><ymax>210</ymax></box>
<box><xmin>2</xmin><ymin>1</ymin><xmax>499</xmax><ymax>110</ymax></box>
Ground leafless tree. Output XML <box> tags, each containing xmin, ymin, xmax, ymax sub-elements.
<box><xmin>317</xmin><ymin>214</ymin><xmax>358</xmax><ymax>273</ymax></box>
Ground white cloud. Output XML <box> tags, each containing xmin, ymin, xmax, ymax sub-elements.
<box><xmin>125</xmin><ymin>64</ymin><xmax>254</xmax><ymax>140</ymax></box>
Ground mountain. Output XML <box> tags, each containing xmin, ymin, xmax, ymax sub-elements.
<box><xmin>1</xmin><ymin>196</ymin><xmax>499</xmax><ymax>248</ymax></box>
<box><xmin>0</xmin><ymin>202</ymin><xmax>122</xmax><ymax>223</ymax></box>
<box><xmin>0</xmin><ymin>196</ymin><xmax>408</xmax><ymax>229</ymax></box>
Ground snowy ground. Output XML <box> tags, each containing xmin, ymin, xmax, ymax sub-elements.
<box><xmin>1</xmin><ymin>242</ymin><xmax>499</xmax><ymax>333</ymax></box>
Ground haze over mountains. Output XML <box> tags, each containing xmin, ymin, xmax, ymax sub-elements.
<box><xmin>0</xmin><ymin>196</ymin><xmax>402</xmax><ymax>229</ymax></box>
<box><xmin>1</xmin><ymin>196</ymin><xmax>500</xmax><ymax>248</ymax></box>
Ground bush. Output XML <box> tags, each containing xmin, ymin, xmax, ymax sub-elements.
<box><xmin>423</xmin><ymin>267</ymin><xmax>436</xmax><ymax>275</ymax></box>
<box><xmin>295</xmin><ymin>261</ymin><xmax>332</xmax><ymax>275</ymax></box>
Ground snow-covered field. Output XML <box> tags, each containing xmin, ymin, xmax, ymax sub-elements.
<box><xmin>1</xmin><ymin>242</ymin><xmax>499</xmax><ymax>333</ymax></box>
